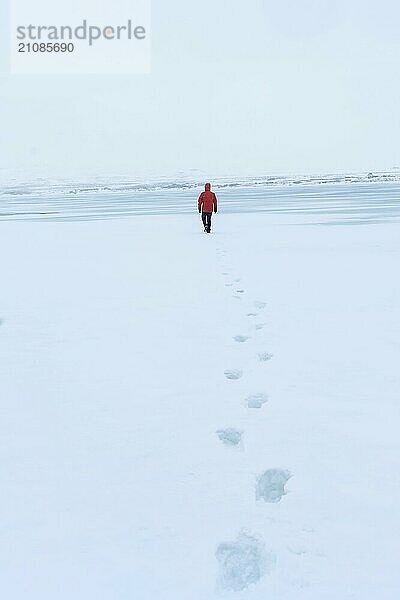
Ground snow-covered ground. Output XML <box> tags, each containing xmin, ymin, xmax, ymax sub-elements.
<box><xmin>1</xmin><ymin>207</ymin><xmax>399</xmax><ymax>598</ymax></box>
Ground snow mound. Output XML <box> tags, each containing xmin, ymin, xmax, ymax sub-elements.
<box><xmin>256</xmin><ymin>469</ymin><xmax>291</xmax><ymax>503</ymax></box>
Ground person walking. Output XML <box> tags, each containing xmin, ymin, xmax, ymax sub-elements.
<box><xmin>198</xmin><ymin>182</ymin><xmax>218</xmax><ymax>233</ymax></box>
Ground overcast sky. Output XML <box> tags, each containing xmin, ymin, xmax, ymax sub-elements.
<box><xmin>1</xmin><ymin>0</ymin><xmax>400</xmax><ymax>182</ymax></box>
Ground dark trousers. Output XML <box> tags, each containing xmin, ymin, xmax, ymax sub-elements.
<box><xmin>202</xmin><ymin>211</ymin><xmax>212</xmax><ymax>232</ymax></box>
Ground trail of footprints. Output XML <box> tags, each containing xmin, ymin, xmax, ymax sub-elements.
<box><xmin>215</xmin><ymin>247</ymin><xmax>293</xmax><ymax>593</ymax></box>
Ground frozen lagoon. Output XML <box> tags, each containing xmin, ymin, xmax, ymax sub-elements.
<box><xmin>0</xmin><ymin>182</ymin><xmax>399</xmax><ymax>598</ymax></box>
<box><xmin>1</xmin><ymin>178</ymin><xmax>400</xmax><ymax>224</ymax></box>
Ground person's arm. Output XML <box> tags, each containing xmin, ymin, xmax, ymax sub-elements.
<box><xmin>198</xmin><ymin>193</ymin><xmax>203</xmax><ymax>213</ymax></box>
<box><xmin>213</xmin><ymin>193</ymin><xmax>218</xmax><ymax>213</ymax></box>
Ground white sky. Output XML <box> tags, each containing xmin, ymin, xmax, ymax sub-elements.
<box><xmin>1</xmin><ymin>0</ymin><xmax>400</xmax><ymax>182</ymax></box>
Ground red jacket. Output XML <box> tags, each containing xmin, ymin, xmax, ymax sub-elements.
<box><xmin>198</xmin><ymin>183</ymin><xmax>217</xmax><ymax>213</ymax></box>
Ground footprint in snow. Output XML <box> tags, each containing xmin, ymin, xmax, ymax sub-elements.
<box><xmin>289</xmin><ymin>578</ymin><xmax>311</xmax><ymax>590</ymax></box>
<box><xmin>258</xmin><ymin>352</ymin><xmax>273</xmax><ymax>362</ymax></box>
<box><xmin>224</xmin><ymin>369</ymin><xmax>243</xmax><ymax>380</ymax></box>
<box><xmin>255</xmin><ymin>301</ymin><xmax>267</xmax><ymax>309</ymax></box>
<box><xmin>255</xmin><ymin>323</ymin><xmax>265</xmax><ymax>330</ymax></box>
<box><xmin>287</xmin><ymin>545</ymin><xmax>308</xmax><ymax>556</ymax></box>
<box><xmin>234</xmin><ymin>335</ymin><xmax>249</xmax><ymax>343</ymax></box>
<box><xmin>216</xmin><ymin>532</ymin><xmax>275</xmax><ymax>592</ymax></box>
<box><xmin>234</xmin><ymin>278</ymin><xmax>241</xmax><ymax>282</ymax></box>
<box><xmin>246</xmin><ymin>393</ymin><xmax>268</xmax><ymax>408</ymax></box>
<box><xmin>247</xmin><ymin>313</ymin><xmax>258</xmax><ymax>317</ymax></box>
<box><xmin>235</xmin><ymin>289</ymin><xmax>245</xmax><ymax>294</ymax></box>
<box><xmin>256</xmin><ymin>469</ymin><xmax>291</xmax><ymax>503</ymax></box>
<box><xmin>216</xmin><ymin>428</ymin><xmax>243</xmax><ymax>447</ymax></box>
<box><xmin>225</xmin><ymin>283</ymin><xmax>233</xmax><ymax>287</ymax></box>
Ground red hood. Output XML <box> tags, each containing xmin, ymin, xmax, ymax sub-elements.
<box><xmin>205</xmin><ymin>183</ymin><xmax>211</xmax><ymax>191</ymax></box>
